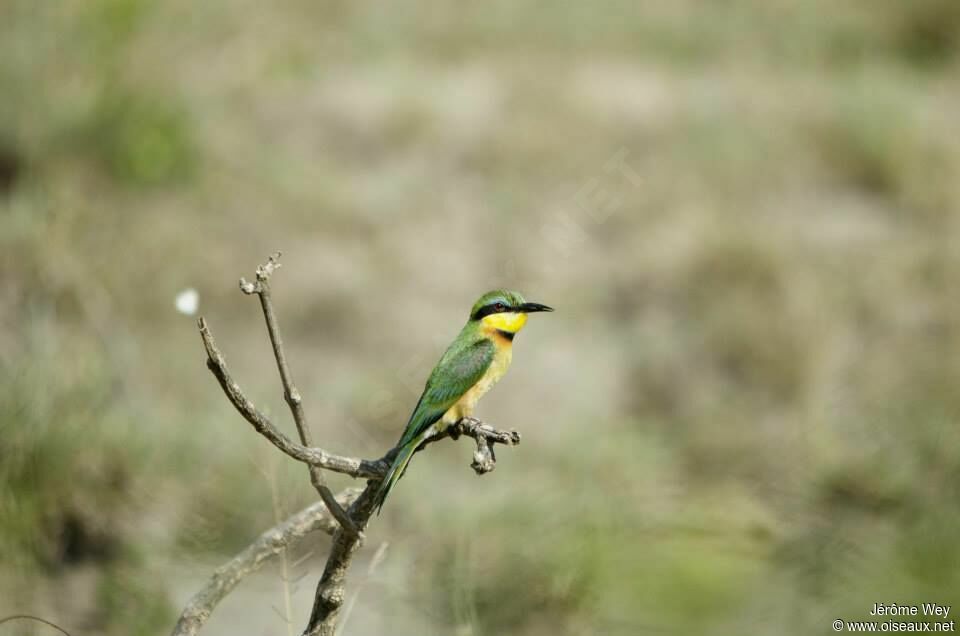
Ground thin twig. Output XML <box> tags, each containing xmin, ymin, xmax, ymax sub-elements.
<box><xmin>0</xmin><ymin>616</ymin><xmax>73</xmax><ymax>636</ymax></box>
<box><xmin>172</xmin><ymin>489</ymin><xmax>362</xmax><ymax>636</ymax></box>
<box><xmin>240</xmin><ymin>252</ymin><xmax>358</xmax><ymax>534</ymax></box>
<box><xmin>198</xmin><ymin>317</ymin><xmax>388</xmax><ymax>479</ymax></box>
<box><xmin>265</xmin><ymin>456</ymin><xmax>295</xmax><ymax>636</ymax></box>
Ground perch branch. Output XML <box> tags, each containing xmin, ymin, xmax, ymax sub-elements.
<box><xmin>171</xmin><ymin>488</ymin><xmax>362</xmax><ymax>636</ymax></box>
<box><xmin>193</xmin><ymin>252</ymin><xmax>524</xmax><ymax>636</ymax></box>
<box><xmin>437</xmin><ymin>416</ymin><xmax>521</xmax><ymax>474</ymax></box>
<box><xmin>303</xmin><ymin>417</ymin><xmax>521</xmax><ymax>636</ymax></box>
<box><xmin>240</xmin><ymin>252</ymin><xmax>358</xmax><ymax>535</ymax></box>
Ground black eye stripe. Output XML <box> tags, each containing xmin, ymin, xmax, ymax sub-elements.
<box><xmin>472</xmin><ymin>303</ymin><xmax>512</xmax><ymax>320</ymax></box>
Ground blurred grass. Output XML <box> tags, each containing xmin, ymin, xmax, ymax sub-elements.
<box><xmin>3</xmin><ymin>0</ymin><xmax>960</xmax><ymax>634</ymax></box>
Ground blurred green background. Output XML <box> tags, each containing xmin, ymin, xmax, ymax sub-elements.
<box><xmin>3</xmin><ymin>1</ymin><xmax>960</xmax><ymax>634</ymax></box>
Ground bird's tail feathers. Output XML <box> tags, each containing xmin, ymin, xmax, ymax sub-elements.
<box><xmin>374</xmin><ymin>433</ymin><xmax>425</xmax><ymax>514</ymax></box>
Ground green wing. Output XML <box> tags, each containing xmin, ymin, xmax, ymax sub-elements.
<box><xmin>398</xmin><ymin>337</ymin><xmax>495</xmax><ymax>448</ymax></box>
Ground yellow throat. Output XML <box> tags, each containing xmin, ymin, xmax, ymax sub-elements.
<box><xmin>481</xmin><ymin>311</ymin><xmax>528</xmax><ymax>336</ymax></box>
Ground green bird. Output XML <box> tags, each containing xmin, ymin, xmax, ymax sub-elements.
<box><xmin>374</xmin><ymin>290</ymin><xmax>553</xmax><ymax>511</ymax></box>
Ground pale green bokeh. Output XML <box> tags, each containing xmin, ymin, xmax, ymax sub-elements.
<box><xmin>3</xmin><ymin>0</ymin><xmax>960</xmax><ymax>634</ymax></box>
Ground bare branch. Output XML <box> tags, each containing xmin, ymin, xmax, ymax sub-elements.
<box><xmin>194</xmin><ymin>253</ymin><xmax>526</xmax><ymax>636</ymax></box>
<box><xmin>171</xmin><ymin>488</ymin><xmax>362</xmax><ymax>636</ymax></box>
<box><xmin>240</xmin><ymin>253</ymin><xmax>358</xmax><ymax>534</ymax></box>
<box><xmin>198</xmin><ymin>317</ymin><xmax>388</xmax><ymax>480</ymax></box>
<box><xmin>304</xmin><ymin>484</ymin><xmax>379</xmax><ymax>636</ymax></box>
<box><xmin>336</xmin><ymin>541</ymin><xmax>389</xmax><ymax>636</ymax></box>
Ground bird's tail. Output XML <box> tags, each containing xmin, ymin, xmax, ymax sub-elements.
<box><xmin>374</xmin><ymin>434</ymin><xmax>423</xmax><ymax>514</ymax></box>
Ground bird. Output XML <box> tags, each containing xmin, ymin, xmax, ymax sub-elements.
<box><xmin>374</xmin><ymin>290</ymin><xmax>553</xmax><ymax>511</ymax></box>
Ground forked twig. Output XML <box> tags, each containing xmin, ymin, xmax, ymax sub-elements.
<box><xmin>240</xmin><ymin>252</ymin><xmax>358</xmax><ymax>535</ymax></box>
<box><xmin>186</xmin><ymin>253</ymin><xmax>523</xmax><ymax>636</ymax></box>
<box><xmin>198</xmin><ymin>319</ymin><xmax>387</xmax><ymax>479</ymax></box>
<box><xmin>172</xmin><ymin>489</ymin><xmax>362</xmax><ymax>636</ymax></box>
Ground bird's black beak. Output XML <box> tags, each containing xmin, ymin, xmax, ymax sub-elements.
<box><xmin>520</xmin><ymin>302</ymin><xmax>554</xmax><ymax>313</ymax></box>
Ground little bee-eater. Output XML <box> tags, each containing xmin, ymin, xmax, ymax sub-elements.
<box><xmin>374</xmin><ymin>290</ymin><xmax>553</xmax><ymax>511</ymax></box>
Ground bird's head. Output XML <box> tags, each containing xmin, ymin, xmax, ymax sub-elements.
<box><xmin>469</xmin><ymin>290</ymin><xmax>553</xmax><ymax>337</ymax></box>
